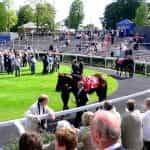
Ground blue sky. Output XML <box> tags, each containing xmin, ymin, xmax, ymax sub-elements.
<box><xmin>12</xmin><ymin>0</ymin><xmax>113</xmax><ymax>28</ymax></box>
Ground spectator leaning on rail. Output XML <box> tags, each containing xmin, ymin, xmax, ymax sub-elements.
<box><xmin>90</xmin><ymin>110</ymin><xmax>125</xmax><ymax>150</ymax></box>
<box><xmin>25</xmin><ymin>94</ymin><xmax>55</xmax><ymax>132</ymax></box>
<box><xmin>19</xmin><ymin>132</ymin><xmax>42</xmax><ymax>150</ymax></box>
<box><xmin>121</xmin><ymin>99</ymin><xmax>143</xmax><ymax>150</ymax></box>
<box><xmin>142</xmin><ymin>98</ymin><xmax>150</xmax><ymax>150</ymax></box>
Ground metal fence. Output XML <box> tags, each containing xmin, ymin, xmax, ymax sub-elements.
<box><xmin>0</xmin><ymin>89</ymin><xmax>150</xmax><ymax>145</ymax></box>
<box><xmin>55</xmin><ymin>53</ymin><xmax>150</xmax><ymax>75</ymax></box>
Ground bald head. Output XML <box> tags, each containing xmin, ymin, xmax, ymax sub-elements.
<box><xmin>90</xmin><ymin>110</ymin><xmax>121</xmax><ymax>149</ymax></box>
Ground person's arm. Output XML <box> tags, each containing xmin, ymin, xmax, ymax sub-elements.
<box><xmin>45</xmin><ymin>106</ymin><xmax>56</xmax><ymax>120</ymax></box>
<box><xmin>25</xmin><ymin>107</ymin><xmax>39</xmax><ymax>121</ymax></box>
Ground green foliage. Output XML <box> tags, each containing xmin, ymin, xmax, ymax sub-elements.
<box><xmin>3</xmin><ymin>139</ymin><xmax>18</xmax><ymax>150</ymax></box>
<box><xmin>0</xmin><ymin>1</ymin><xmax>17</xmax><ymax>32</ymax></box>
<box><xmin>17</xmin><ymin>5</ymin><xmax>34</xmax><ymax>26</ymax></box>
<box><xmin>66</xmin><ymin>0</ymin><xmax>84</xmax><ymax>29</ymax></box>
<box><xmin>134</xmin><ymin>3</ymin><xmax>147</xmax><ymax>26</ymax></box>
<box><xmin>104</xmin><ymin>0</ymin><xmax>140</xmax><ymax>29</ymax></box>
<box><xmin>0</xmin><ymin>2</ymin><xmax>7</xmax><ymax>31</ymax></box>
<box><xmin>0</xmin><ymin>63</ymin><xmax>118</xmax><ymax>121</ymax></box>
<box><xmin>7</xmin><ymin>10</ymin><xmax>18</xmax><ymax>30</ymax></box>
<box><xmin>40</xmin><ymin>132</ymin><xmax>55</xmax><ymax>144</ymax></box>
<box><xmin>35</xmin><ymin>3</ymin><xmax>55</xmax><ymax>31</ymax></box>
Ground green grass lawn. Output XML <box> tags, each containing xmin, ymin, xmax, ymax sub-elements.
<box><xmin>0</xmin><ymin>63</ymin><xmax>118</xmax><ymax>121</ymax></box>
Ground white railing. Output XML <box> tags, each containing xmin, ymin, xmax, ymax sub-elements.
<box><xmin>56</xmin><ymin>52</ymin><xmax>150</xmax><ymax>75</ymax></box>
<box><xmin>0</xmin><ymin>89</ymin><xmax>150</xmax><ymax>142</ymax></box>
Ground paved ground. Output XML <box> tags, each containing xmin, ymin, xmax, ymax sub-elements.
<box><xmin>97</xmin><ymin>67</ymin><xmax>150</xmax><ymax>113</ymax></box>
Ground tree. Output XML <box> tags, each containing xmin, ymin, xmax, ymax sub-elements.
<box><xmin>0</xmin><ymin>2</ymin><xmax>8</xmax><ymax>31</ymax></box>
<box><xmin>7</xmin><ymin>10</ymin><xmax>18</xmax><ymax>31</ymax></box>
<box><xmin>104</xmin><ymin>2</ymin><xmax>120</xmax><ymax>29</ymax></box>
<box><xmin>67</xmin><ymin>0</ymin><xmax>84</xmax><ymax>29</ymax></box>
<box><xmin>35</xmin><ymin>2</ymin><xmax>55</xmax><ymax>31</ymax></box>
<box><xmin>0</xmin><ymin>0</ymin><xmax>17</xmax><ymax>31</ymax></box>
<box><xmin>134</xmin><ymin>3</ymin><xmax>147</xmax><ymax>25</ymax></box>
<box><xmin>17</xmin><ymin>5</ymin><xmax>34</xmax><ymax>26</ymax></box>
<box><xmin>104</xmin><ymin>0</ymin><xmax>141</xmax><ymax>29</ymax></box>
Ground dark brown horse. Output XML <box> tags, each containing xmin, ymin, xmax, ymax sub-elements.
<box><xmin>115</xmin><ymin>58</ymin><xmax>134</xmax><ymax>78</ymax></box>
<box><xmin>56</xmin><ymin>73</ymin><xmax>107</xmax><ymax>110</ymax></box>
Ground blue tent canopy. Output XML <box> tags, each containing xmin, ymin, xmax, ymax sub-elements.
<box><xmin>116</xmin><ymin>19</ymin><xmax>135</xmax><ymax>36</ymax></box>
<box><xmin>0</xmin><ymin>35</ymin><xmax>10</xmax><ymax>42</ymax></box>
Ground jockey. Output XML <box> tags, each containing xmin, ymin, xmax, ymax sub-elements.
<box><xmin>71</xmin><ymin>59</ymin><xmax>84</xmax><ymax>81</ymax></box>
<box><xmin>71</xmin><ymin>59</ymin><xmax>79</xmax><ymax>74</ymax></box>
<box><xmin>78</xmin><ymin>60</ymin><xmax>84</xmax><ymax>75</ymax></box>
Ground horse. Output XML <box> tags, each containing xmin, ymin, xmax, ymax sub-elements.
<box><xmin>56</xmin><ymin>73</ymin><xmax>107</xmax><ymax>110</ymax></box>
<box><xmin>115</xmin><ymin>58</ymin><xmax>134</xmax><ymax>78</ymax></box>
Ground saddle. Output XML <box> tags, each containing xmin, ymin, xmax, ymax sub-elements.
<box><xmin>81</xmin><ymin>76</ymin><xmax>99</xmax><ymax>92</ymax></box>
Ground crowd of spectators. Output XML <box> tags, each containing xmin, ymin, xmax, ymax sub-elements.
<box><xmin>0</xmin><ymin>49</ymin><xmax>60</xmax><ymax>76</ymax></box>
<box><xmin>0</xmin><ymin>50</ymin><xmax>37</xmax><ymax>76</ymax></box>
<box><xmin>17</xmin><ymin>97</ymin><xmax>150</xmax><ymax>150</ymax></box>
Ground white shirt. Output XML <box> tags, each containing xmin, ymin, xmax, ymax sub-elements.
<box><xmin>104</xmin><ymin>143</ymin><xmax>121</xmax><ymax>150</ymax></box>
<box><xmin>26</xmin><ymin>102</ymin><xmax>55</xmax><ymax>119</ymax></box>
<box><xmin>25</xmin><ymin>102</ymin><xmax>55</xmax><ymax>131</ymax></box>
<box><xmin>142</xmin><ymin>110</ymin><xmax>150</xmax><ymax>141</ymax></box>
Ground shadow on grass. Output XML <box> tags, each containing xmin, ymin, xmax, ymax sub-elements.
<box><xmin>0</xmin><ymin>71</ymin><xmax>58</xmax><ymax>79</ymax></box>
<box><xmin>0</xmin><ymin>72</ymin><xmax>45</xmax><ymax>79</ymax></box>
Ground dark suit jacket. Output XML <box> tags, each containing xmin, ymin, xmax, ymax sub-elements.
<box><xmin>77</xmin><ymin>89</ymin><xmax>88</xmax><ymax>106</ymax></box>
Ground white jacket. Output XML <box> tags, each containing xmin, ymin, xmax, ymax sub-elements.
<box><xmin>25</xmin><ymin>102</ymin><xmax>55</xmax><ymax>132</ymax></box>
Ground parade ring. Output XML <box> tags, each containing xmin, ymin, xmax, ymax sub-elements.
<box><xmin>0</xmin><ymin>63</ymin><xmax>118</xmax><ymax>121</ymax></box>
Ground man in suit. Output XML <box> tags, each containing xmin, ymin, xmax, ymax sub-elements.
<box><xmin>76</xmin><ymin>81</ymin><xmax>88</xmax><ymax>107</ymax></box>
<box><xmin>78</xmin><ymin>60</ymin><xmax>84</xmax><ymax>75</ymax></box>
<box><xmin>71</xmin><ymin>59</ymin><xmax>80</xmax><ymax>75</ymax></box>
<box><xmin>90</xmin><ymin>110</ymin><xmax>125</xmax><ymax>150</ymax></box>
<box><xmin>75</xmin><ymin>81</ymin><xmax>88</xmax><ymax>127</ymax></box>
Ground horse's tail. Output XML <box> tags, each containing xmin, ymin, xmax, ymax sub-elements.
<box><xmin>94</xmin><ymin>74</ymin><xmax>107</xmax><ymax>101</ymax></box>
<box><xmin>94</xmin><ymin>74</ymin><xmax>106</xmax><ymax>85</ymax></box>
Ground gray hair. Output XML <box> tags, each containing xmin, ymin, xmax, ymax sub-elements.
<box><xmin>56</xmin><ymin>120</ymin><xmax>72</xmax><ymax>129</ymax></box>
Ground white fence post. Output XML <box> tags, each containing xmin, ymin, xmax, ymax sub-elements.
<box><xmin>14</xmin><ymin>121</ymin><xmax>25</xmax><ymax>135</ymax></box>
<box><xmin>104</xmin><ymin>57</ymin><xmax>107</xmax><ymax>68</ymax></box>
<box><xmin>145</xmin><ymin>63</ymin><xmax>147</xmax><ymax>75</ymax></box>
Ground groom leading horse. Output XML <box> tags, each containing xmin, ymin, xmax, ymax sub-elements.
<box><xmin>56</xmin><ymin>60</ymin><xmax>107</xmax><ymax>110</ymax></box>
